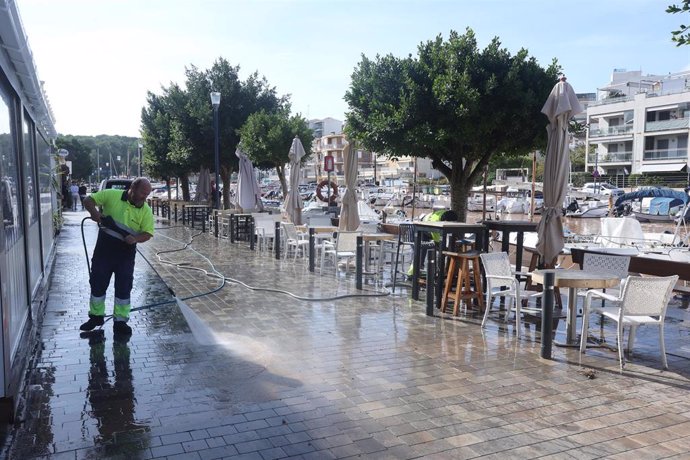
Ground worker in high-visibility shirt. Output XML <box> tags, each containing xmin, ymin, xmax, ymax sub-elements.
<box><xmin>407</xmin><ymin>209</ymin><xmax>458</xmax><ymax>276</ymax></box>
<box><xmin>80</xmin><ymin>178</ymin><xmax>154</xmax><ymax>337</ymax></box>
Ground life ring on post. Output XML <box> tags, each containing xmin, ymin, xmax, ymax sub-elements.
<box><xmin>316</xmin><ymin>180</ymin><xmax>338</xmax><ymax>203</ymax></box>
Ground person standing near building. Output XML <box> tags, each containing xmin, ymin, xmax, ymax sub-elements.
<box><xmin>78</xmin><ymin>182</ymin><xmax>87</xmax><ymax>210</ymax></box>
<box><xmin>79</xmin><ymin>178</ymin><xmax>154</xmax><ymax>337</ymax></box>
<box><xmin>70</xmin><ymin>181</ymin><xmax>80</xmax><ymax>211</ymax></box>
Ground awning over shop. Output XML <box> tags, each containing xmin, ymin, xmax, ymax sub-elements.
<box><xmin>638</xmin><ymin>163</ymin><xmax>686</xmax><ymax>173</ymax></box>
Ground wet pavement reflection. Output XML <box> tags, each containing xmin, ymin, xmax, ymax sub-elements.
<box><xmin>3</xmin><ymin>210</ymin><xmax>690</xmax><ymax>459</ymax></box>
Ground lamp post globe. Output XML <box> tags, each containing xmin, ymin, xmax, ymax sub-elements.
<box><xmin>210</xmin><ymin>91</ymin><xmax>221</xmax><ymax>209</ymax></box>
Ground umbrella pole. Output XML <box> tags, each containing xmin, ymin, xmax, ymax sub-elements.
<box><xmin>482</xmin><ymin>165</ymin><xmax>488</xmax><ymax>222</ymax></box>
<box><xmin>530</xmin><ymin>151</ymin><xmax>536</xmax><ymax>222</ymax></box>
<box><xmin>411</xmin><ymin>157</ymin><xmax>417</xmax><ymax>220</ymax></box>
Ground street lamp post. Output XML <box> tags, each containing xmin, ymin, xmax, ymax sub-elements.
<box><xmin>210</xmin><ymin>91</ymin><xmax>221</xmax><ymax>209</ymax></box>
<box><xmin>137</xmin><ymin>142</ymin><xmax>143</xmax><ymax>177</ymax></box>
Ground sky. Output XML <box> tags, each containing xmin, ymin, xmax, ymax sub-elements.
<box><xmin>16</xmin><ymin>0</ymin><xmax>690</xmax><ymax>138</ymax></box>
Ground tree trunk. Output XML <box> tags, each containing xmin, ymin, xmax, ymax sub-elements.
<box><xmin>450</xmin><ymin>165</ymin><xmax>470</xmax><ymax>222</ymax></box>
<box><xmin>221</xmin><ymin>165</ymin><xmax>234</xmax><ymax>210</ymax></box>
<box><xmin>181</xmin><ymin>175</ymin><xmax>190</xmax><ymax>201</ymax></box>
<box><xmin>277</xmin><ymin>165</ymin><xmax>288</xmax><ymax>198</ymax></box>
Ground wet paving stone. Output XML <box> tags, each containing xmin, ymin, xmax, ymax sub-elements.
<box><xmin>2</xmin><ymin>211</ymin><xmax>690</xmax><ymax>458</ymax></box>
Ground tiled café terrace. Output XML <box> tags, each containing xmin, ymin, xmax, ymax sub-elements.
<box><xmin>4</xmin><ymin>210</ymin><xmax>690</xmax><ymax>459</ymax></box>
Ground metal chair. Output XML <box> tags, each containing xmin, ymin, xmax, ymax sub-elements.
<box><xmin>479</xmin><ymin>252</ymin><xmax>539</xmax><ymax>338</ymax></box>
<box><xmin>388</xmin><ymin>223</ymin><xmax>415</xmax><ymax>292</ymax></box>
<box><xmin>580</xmin><ymin>275</ymin><xmax>678</xmax><ymax>370</ymax></box>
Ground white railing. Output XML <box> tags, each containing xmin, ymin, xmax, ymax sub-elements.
<box><xmin>589</xmin><ymin>125</ymin><xmax>633</xmax><ymax>137</ymax></box>
<box><xmin>645</xmin><ymin>118</ymin><xmax>690</xmax><ymax>132</ymax></box>
<box><xmin>642</xmin><ymin>148</ymin><xmax>688</xmax><ymax>160</ymax></box>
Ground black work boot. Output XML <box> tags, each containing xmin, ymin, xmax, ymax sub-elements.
<box><xmin>113</xmin><ymin>321</ymin><xmax>132</xmax><ymax>337</ymax></box>
<box><xmin>79</xmin><ymin>314</ymin><xmax>105</xmax><ymax>331</ymax></box>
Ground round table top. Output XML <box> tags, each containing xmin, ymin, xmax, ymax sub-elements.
<box><xmin>531</xmin><ymin>269</ymin><xmax>620</xmax><ymax>289</ymax></box>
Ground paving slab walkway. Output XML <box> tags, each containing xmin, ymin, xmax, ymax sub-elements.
<box><xmin>3</xmin><ymin>211</ymin><xmax>690</xmax><ymax>459</ymax></box>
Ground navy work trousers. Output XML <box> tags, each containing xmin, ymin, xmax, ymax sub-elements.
<box><xmin>89</xmin><ymin>231</ymin><xmax>137</xmax><ymax>304</ymax></box>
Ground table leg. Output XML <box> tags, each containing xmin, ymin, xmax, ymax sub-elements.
<box><xmin>566</xmin><ymin>287</ymin><xmax>577</xmax><ymax>344</ymax></box>
<box><xmin>552</xmin><ymin>286</ymin><xmax>581</xmax><ymax>348</ymax></box>
<box><xmin>515</xmin><ymin>232</ymin><xmax>524</xmax><ymax>272</ymax></box>
<box><xmin>309</xmin><ymin>228</ymin><xmax>315</xmax><ymax>272</ymax></box>
<box><xmin>356</xmin><ymin>236</ymin><xmax>363</xmax><ymax>290</ymax></box>
<box><xmin>412</xmin><ymin>231</ymin><xmax>422</xmax><ymax>300</ymax></box>
<box><xmin>435</xmin><ymin>239</ymin><xmax>445</xmax><ymax>310</ymax></box>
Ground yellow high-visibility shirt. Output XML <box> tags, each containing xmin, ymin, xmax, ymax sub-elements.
<box><xmin>91</xmin><ymin>189</ymin><xmax>154</xmax><ymax>236</ymax></box>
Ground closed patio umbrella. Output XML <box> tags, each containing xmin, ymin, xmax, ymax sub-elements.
<box><xmin>536</xmin><ymin>77</ymin><xmax>583</xmax><ymax>266</ymax></box>
<box><xmin>284</xmin><ymin>136</ymin><xmax>305</xmax><ymax>225</ymax></box>
<box><xmin>339</xmin><ymin>142</ymin><xmax>360</xmax><ymax>231</ymax></box>
<box><xmin>235</xmin><ymin>146</ymin><xmax>264</xmax><ymax>211</ymax></box>
<box><xmin>194</xmin><ymin>167</ymin><xmax>211</xmax><ymax>203</ymax></box>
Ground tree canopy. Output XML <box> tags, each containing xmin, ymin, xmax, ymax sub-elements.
<box><xmin>139</xmin><ymin>57</ymin><xmax>286</xmax><ymax>207</ymax></box>
<box><xmin>668</xmin><ymin>1</ymin><xmax>690</xmax><ymax>45</ymax></box>
<box><xmin>55</xmin><ymin>136</ymin><xmax>93</xmax><ymax>181</ymax></box>
<box><xmin>345</xmin><ymin>28</ymin><xmax>559</xmax><ymax>219</ymax></box>
<box><xmin>238</xmin><ymin>108</ymin><xmax>314</xmax><ymax>195</ymax></box>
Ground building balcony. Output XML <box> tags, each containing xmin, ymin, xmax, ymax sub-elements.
<box><xmin>587</xmin><ymin>152</ymin><xmax>633</xmax><ymax>163</ymax></box>
<box><xmin>589</xmin><ymin>125</ymin><xmax>633</xmax><ymax>137</ymax></box>
<box><xmin>645</xmin><ymin>117</ymin><xmax>690</xmax><ymax>132</ymax></box>
<box><xmin>643</xmin><ymin>148</ymin><xmax>688</xmax><ymax>161</ymax></box>
<box><xmin>322</xmin><ymin>141</ymin><xmax>347</xmax><ymax>149</ymax></box>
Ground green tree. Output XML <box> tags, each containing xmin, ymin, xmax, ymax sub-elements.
<box><xmin>183</xmin><ymin>58</ymin><xmax>285</xmax><ymax>208</ymax></box>
<box><xmin>570</xmin><ymin>144</ymin><xmax>586</xmax><ymax>172</ymax></box>
<box><xmin>667</xmin><ymin>1</ymin><xmax>690</xmax><ymax>46</ymax></box>
<box><xmin>140</xmin><ymin>89</ymin><xmax>194</xmax><ymax>199</ymax></box>
<box><xmin>238</xmin><ymin>108</ymin><xmax>313</xmax><ymax>196</ymax></box>
<box><xmin>345</xmin><ymin>28</ymin><xmax>559</xmax><ymax>220</ymax></box>
<box><xmin>55</xmin><ymin>136</ymin><xmax>93</xmax><ymax>181</ymax></box>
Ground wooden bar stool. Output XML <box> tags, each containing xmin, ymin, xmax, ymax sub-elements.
<box><xmin>441</xmin><ymin>250</ymin><xmax>485</xmax><ymax>315</ymax></box>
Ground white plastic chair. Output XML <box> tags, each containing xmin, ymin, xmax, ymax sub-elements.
<box><xmin>321</xmin><ymin>231</ymin><xmax>360</xmax><ymax>275</ymax></box>
<box><xmin>281</xmin><ymin>222</ymin><xmax>308</xmax><ymax>260</ymax></box>
<box><xmin>479</xmin><ymin>252</ymin><xmax>539</xmax><ymax>338</ymax></box>
<box><xmin>253</xmin><ymin>214</ymin><xmax>282</xmax><ymax>252</ymax></box>
<box><xmin>580</xmin><ymin>275</ymin><xmax>678</xmax><ymax>370</ymax></box>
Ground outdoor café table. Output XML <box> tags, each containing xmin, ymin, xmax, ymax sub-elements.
<box><xmin>481</xmin><ymin>220</ymin><xmax>537</xmax><ymax>273</ymax></box>
<box><xmin>307</xmin><ymin>226</ymin><xmax>338</xmax><ymax>272</ymax></box>
<box><xmin>530</xmin><ymin>269</ymin><xmax>619</xmax><ymax>347</ymax></box>
<box><xmin>411</xmin><ymin>221</ymin><xmax>486</xmax><ymax>307</ymax></box>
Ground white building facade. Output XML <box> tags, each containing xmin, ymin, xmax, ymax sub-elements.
<box><xmin>585</xmin><ymin>69</ymin><xmax>690</xmax><ymax>184</ymax></box>
<box><xmin>306</xmin><ymin>117</ymin><xmax>442</xmax><ymax>185</ymax></box>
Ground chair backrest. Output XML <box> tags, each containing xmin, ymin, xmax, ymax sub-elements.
<box><xmin>281</xmin><ymin>222</ymin><xmax>299</xmax><ymax>240</ymax></box>
<box><xmin>254</xmin><ymin>214</ymin><xmax>281</xmax><ymax>237</ymax></box>
<box><xmin>619</xmin><ymin>275</ymin><xmax>678</xmax><ymax>317</ymax></box>
<box><xmin>582</xmin><ymin>252</ymin><xmax>630</xmax><ymax>280</ymax></box>
<box><xmin>398</xmin><ymin>223</ymin><xmax>415</xmax><ymax>245</ymax></box>
<box><xmin>336</xmin><ymin>231</ymin><xmax>360</xmax><ymax>252</ymax></box>
<box><xmin>479</xmin><ymin>252</ymin><xmax>514</xmax><ymax>288</ymax></box>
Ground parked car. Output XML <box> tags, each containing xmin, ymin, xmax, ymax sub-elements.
<box><xmin>580</xmin><ymin>182</ymin><xmax>624</xmax><ymax>197</ymax></box>
<box><xmin>98</xmin><ymin>178</ymin><xmax>132</xmax><ymax>191</ymax></box>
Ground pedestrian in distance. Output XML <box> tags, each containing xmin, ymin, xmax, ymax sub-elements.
<box><xmin>79</xmin><ymin>178</ymin><xmax>154</xmax><ymax>337</ymax></box>
<box><xmin>70</xmin><ymin>181</ymin><xmax>79</xmax><ymax>211</ymax></box>
<box><xmin>78</xmin><ymin>182</ymin><xmax>87</xmax><ymax>210</ymax></box>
